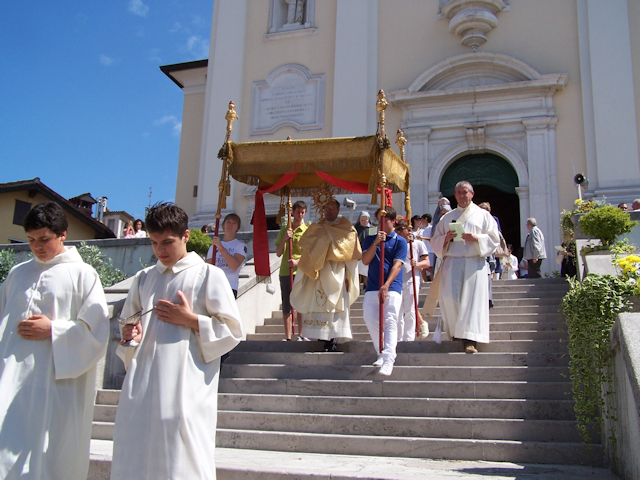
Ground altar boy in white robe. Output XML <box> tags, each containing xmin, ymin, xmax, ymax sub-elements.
<box><xmin>429</xmin><ymin>181</ymin><xmax>500</xmax><ymax>354</ymax></box>
<box><xmin>111</xmin><ymin>203</ymin><xmax>243</xmax><ymax>480</ymax></box>
<box><xmin>0</xmin><ymin>201</ymin><xmax>110</xmax><ymax>480</ymax></box>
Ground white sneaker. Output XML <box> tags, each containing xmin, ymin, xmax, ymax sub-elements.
<box><xmin>379</xmin><ymin>361</ymin><xmax>393</xmax><ymax>376</ymax></box>
<box><xmin>296</xmin><ymin>336</ymin><xmax>311</xmax><ymax>341</ymax></box>
<box><xmin>373</xmin><ymin>356</ymin><xmax>384</xmax><ymax>367</ymax></box>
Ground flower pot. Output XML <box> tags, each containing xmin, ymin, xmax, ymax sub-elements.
<box><xmin>583</xmin><ymin>250</ymin><xmax>616</xmax><ymax>276</ymax></box>
<box><xmin>572</xmin><ymin>214</ymin><xmax>587</xmax><ymax>240</ymax></box>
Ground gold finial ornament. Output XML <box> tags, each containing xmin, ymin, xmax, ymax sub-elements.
<box><xmin>396</xmin><ymin>129</ymin><xmax>407</xmax><ymax>162</ymax></box>
<box><xmin>225</xmin><ymin>101</ymin><xmax>238</xmax><ymax>143</ymax></box>
<box><xmin>376</xmin><ymin>89</ymin><xmax>389</xmax><ymax>137</ymax></box>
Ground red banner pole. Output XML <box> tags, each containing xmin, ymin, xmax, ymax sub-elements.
<box><xmin>286</xmin><ymin>190</ymin><xmax>296</xmax><ymax>337</ymax></box>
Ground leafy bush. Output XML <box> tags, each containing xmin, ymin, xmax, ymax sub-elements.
<box><xmin>561</xmin><ymin>274</ymin><xmax>632</xmax><ymax>443</ymax></box>
<box><xmin>579</xmin><ymin>205</ymin><xmax>637</xmax><ymax>247</ymax></box>
<box><xmin>186</xmin><ymin>228</ymin><xmax>211</xmax><ymax>258</ymax></box>
<box><xmin>0</xmin><ymin>250</ymin><xmax>18</xmax><ymax>285</ymax></box>
<box><xmin>77</xmin><ymin>242</ymin><xmax>129</xmax><ymax>287</ymax></box>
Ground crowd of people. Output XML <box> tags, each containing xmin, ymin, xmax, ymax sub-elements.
<box><xmin>0</xmin><ymin>179</ymin><xmax>594</xmax><ymax>478</ymax></box>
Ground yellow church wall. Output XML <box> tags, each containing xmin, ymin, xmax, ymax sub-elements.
<box><xmin>379</xmin><ymin>0</ymin><xmax>587</xmax><ymax>215</ymax></box>
<box><xmin>240</xmin><ymin>0</ymin><xmax>338</xmax><ymax>144</ymax></box>
<box><xmin>175</xmin><ymin>90</ymin><xmax>206</xmax><ymax>219</ymax></box>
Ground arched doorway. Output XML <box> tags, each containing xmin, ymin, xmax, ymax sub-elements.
<box><xmin>440</xmin><ymin>153</ymin><xmax>521</xmax><ymax>250</ymax></box>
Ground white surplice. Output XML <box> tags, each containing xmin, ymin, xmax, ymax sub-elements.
<box><xmin>111</xmin><ymin>252</ymin><xmax>243</xmax><ymax>480</ymax></box>
<box><xmin>431</xmin><ymin>204</ymin><xmax>500</xmax><ymax>343</ymax></box>
<box><xmin>0</xmin><ymin>247</ymin><xmax>109</xmax><ymax>480</ymax></box>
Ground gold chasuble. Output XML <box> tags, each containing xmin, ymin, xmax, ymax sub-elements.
<box><xmin>291</xmin><ymin>216</ymin><xmax>362</xmax><ymax>341</ymax></box>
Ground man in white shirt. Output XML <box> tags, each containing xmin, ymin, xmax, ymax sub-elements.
<box><xmin>429</xmin><ymin>181</ymin><xmax>500</xmax><ymax>354</ymax></box>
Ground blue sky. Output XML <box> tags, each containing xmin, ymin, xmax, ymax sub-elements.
<box><xmin>0</xmin><ymin>1</ymin><xmax>213</xmax><ymax>219</ymax></box>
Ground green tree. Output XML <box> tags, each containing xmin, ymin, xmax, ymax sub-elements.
<box><xmin>186</xmin><ymin>229</ymin><xmax>212</xmax><ymax>258</ymax></box>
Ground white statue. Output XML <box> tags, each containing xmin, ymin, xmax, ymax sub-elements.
<box><xmin>285</xmin><ymin>0</ymin><xmax>304</xmax><ymax>25</ymax></box>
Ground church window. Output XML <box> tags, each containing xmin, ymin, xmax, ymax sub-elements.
<box><xmin>267</xmin><ymin>0</ymin><xmax>315</xmax><ymax>37</ymax></box>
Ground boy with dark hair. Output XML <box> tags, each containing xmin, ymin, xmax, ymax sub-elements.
<box><xmin>276</xmin><ymin>200</ymin><xmax>308</xmax><ymax>340</ymax></box>
<box><xmin>111</xmin><ymin>202</ymin><xmax>243</xmax><ymax>479</ymax></box>
<box><xmin>0</xmin><ymin>201</ymin><xmax>109</xmax><ymax>480</ymax></box>
<box><xmin>361</xmin><ymin>206</ymin><xmax>407</xmax><ymax>376</ymax></box>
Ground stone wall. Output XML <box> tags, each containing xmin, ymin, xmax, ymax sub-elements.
<box><xmin>0</xmin><ymin>237</ymin><xmax>156</xmax><ymax>277</ymax></box>
<box><xmin>605</xmin><ymin>313</ymin><xmax>640</xmax><ymax>479</ymax></box>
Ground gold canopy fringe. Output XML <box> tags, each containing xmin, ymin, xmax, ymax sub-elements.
<box><xmin>404</xmin><ymin>167</ymin><xmax>412</xmax><ymax>219</ymax></box>
<box><xmin>225</xmin><ymin>136</ymin><xmax>409</xmax><ymax>195</ymax></box>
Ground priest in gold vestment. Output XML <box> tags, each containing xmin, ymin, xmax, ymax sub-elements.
<box><xmin>291</xmin><ymin>199</ymin><xmax>361</xmax><ymax>348</ymax></box>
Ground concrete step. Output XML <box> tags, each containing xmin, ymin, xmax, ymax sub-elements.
<box><xmin>240</xmin><ymin>339</ymin><xmax>569</xmax><ymax>354</ymax></box>
<box><xmin>218</xmin><ymin>378</ymin><xmax>572</xmax><ymax>400</ymax></box>
<box><xmin>261</xmin><ymin>316</ymin><xmax>566</xmax><ymax>329</ymax></box>
<box><xmin>250</xmin><ymin>329</ymin><xmax>567</xmax><ymax>342</ymax></box>
<box><xmin>232</xmin><ymin>339</ymin><xmax>569</xmax><ymax>354</ymax></box>
<box><xmin>223</xmin><ymin>351</ymin><xmax>571</xmax><ymax>367</ymax></box>
<box><xmin>88</xmin><ymin>442</ymin><xmax>617</xmax><ymax>480</ymax></box>
<box><xmin>221</xmin><ymin>364</ymin><xmax>569</xmax><ymax>382</ymax></box>
<box><xmin>217</xmin><ymin>394</ymin><xmax>578</xmax><ymax>421</ymax></box>
<box><xmin>350</xmin><ymin>297</ymin><xmax>564</xmax><ymax>308</ymax></box>
<box><xmin>217</xmin><ymin>410</ymin><xmax>592</xmax><ymax>443</ymax></box>
<box><xmin>215</xmin><ymin>430</ymin><xmax>603</xmax><ymax>466</ymax></box>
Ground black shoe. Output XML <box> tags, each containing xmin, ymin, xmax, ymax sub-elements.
<box><xmin>489</xmin><ymin>300</ymin><xmax>494</xmax><ymax>309</ymax></box>
<box><xmin>324</xmin><ymin>338</ymin><xmax>338</xmax><ymax>352</ymax></box>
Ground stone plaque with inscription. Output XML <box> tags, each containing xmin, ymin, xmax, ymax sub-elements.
<box><xmin>250</xmin><ymin>64</ymin><xmax>325</xmax><ymax>136</ymax></box>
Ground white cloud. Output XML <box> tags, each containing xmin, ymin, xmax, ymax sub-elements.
<box><xmin>169</xmin><ymin>22</ymin><xmax>182</xmax><ymax>34</ymax></box>
<box><xmin>155</xmin><ymin>115</ymin><xmax>178</xmax><ymax>126</ymax></box>
<box><xmin>186</xmin><ymin>35</ymin><xmax>209</xmax><ymax>58</ymax></box>
<box><xmin>128</xmin><ymin>0</ymin><xmax>149</xmax><ymax>18</ymax></box>
<box><xmin>99</xmin><ymin>54</ymin><xmax>116</xmax><ymax>66</ymax></box>
<box><xmin>155</xmin><ymin>116</ymin><xmax>182</xmax><ymax>137</ymax></box>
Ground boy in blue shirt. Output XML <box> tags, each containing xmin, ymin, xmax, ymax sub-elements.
<box><xmin>361</xmin><ymin>206</ymin><xmax>407</xmax><ymax>376</ymax></box>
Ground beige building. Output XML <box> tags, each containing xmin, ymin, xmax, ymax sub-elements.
<box><xmin>164</xmin><ymin>0</ymin><xmax>640</xmax><ymax>274</ymax></box>
<box><xmin>0</xmin><ymin>178</ymin><xmax>116</xmax><ymax>244</ymax></box>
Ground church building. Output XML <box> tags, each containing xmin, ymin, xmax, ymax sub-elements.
<box><xmin>162</xmin><ymin>0</ymin><xmax>640</xmax><ymax>274</ymax></box>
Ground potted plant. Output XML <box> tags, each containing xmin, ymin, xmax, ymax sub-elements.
<box><xmin>579</xmin><ymin>205</ymin><xmax>637</xmax><ymax>248</ymax></box>
<box><xmin>578</xmin><ymin>205</ymin><xmax>637</xmax><ymax>275</ymax></box>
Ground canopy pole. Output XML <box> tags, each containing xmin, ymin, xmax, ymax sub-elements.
<box><xmin>397</xmin><ymin>128</ymin><xmax>419</xmax><ymax>338</ymax></box>
<box><xmin>286</xmin><ymin>189</ymin><xmax>297</xmax><ymax>337</ymax></box>
<box><xmin>396</xmin><ymin>129</ymin><xmax>411</xmax><ymax>220</ymax></box>
<box><xmin>376</xmin><ymin>90</ymin><xmax>389</xmax><ymax>354</ymax></box>
<box><xmin>213</xmin><ymin>101</ymin><xmax>238</xmax><ymax>265</ymax></box>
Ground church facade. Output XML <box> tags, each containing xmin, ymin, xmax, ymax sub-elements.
<box><xmin>163</xmin><ymin>0</ymin><xmax>640</xmax><ymax>274</ymax></box>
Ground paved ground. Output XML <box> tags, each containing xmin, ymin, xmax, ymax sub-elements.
<box><xmin>89</xmin><ymin>440</ymin><xmax>619</xmax><ymax>479</ymax></box>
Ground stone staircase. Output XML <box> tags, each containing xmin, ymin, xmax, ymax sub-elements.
<box><xmin>89</xmin><ymin>277</ymin><xmax>612</xmax><ymax>478</ymax></box>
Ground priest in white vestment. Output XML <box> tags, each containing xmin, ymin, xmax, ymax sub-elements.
<box><xmin>111</xmin><ymin>203</ymin><xmax>243</xmax><ymax>480</ymax></box>
<box><xmin>430</xmin><ymin>181</ymin><xmax>500</xmax><ymax>353</ymax></box>
<box><xmin>291</xmin><ymin>199</ymin><xmax>361</xmax><ymax>350</ymax></box>
<box><xmin>0</xmin><ymin>201</ymin><xmax>110</xmax><ymax>480</ymax></box>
